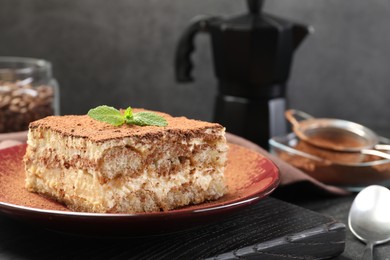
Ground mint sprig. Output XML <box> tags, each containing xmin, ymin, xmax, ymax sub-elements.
<box><xmin>87</xmin><ymin>105</ymin><xmax>125</xmax><ymax>126</ymax></box>
<box><xmin>87</xmin><ymin>105</ymin><xmax>168</xmax><ymax>127</ymax></box>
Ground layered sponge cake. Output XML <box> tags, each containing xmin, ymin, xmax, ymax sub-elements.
<box><xmin>24</xmin><ymin>110</ymin><xmax>228</xmax><ymax>213</ymax></box>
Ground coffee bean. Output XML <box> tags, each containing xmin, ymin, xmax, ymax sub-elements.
<box><xmin>0</xmin><ymin>81</ymin><xmax>55</xmax><ymax>133</ymax></box>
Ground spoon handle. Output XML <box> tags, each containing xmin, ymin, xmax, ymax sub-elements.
<box><xmin>362</xmin><ymin>243</ymin><xmax>374</xmax><ymax>260</ymax></box>
<box><xmin>362</xmin><ymin>149</ymin><xmax>390</xmax><ymax>160</ymax></box>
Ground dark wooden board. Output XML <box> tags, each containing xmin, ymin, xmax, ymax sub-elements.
<box><xmin>0</xmin><ymin>197</ymin><xmax>345</xmax><ymax>259</ymax></box>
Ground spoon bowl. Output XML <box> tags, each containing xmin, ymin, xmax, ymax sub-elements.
<box><xmin>348</xmin><ymin>185</ymin><xmax>390</xmax><ymax>259</ymax></box>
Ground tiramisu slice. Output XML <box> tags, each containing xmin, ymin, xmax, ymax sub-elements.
<box><xmin>24</xmin><ymin>109</ymin><xmax>228</xmax><ymax>213</ymax></box>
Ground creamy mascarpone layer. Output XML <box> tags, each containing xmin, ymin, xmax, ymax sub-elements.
<box><xmin>26</xmin><ymin>128</ymin><xmax>227</xmax><ymax>180</ymax></box>
<box><xmin>26</xmin><ymin>126</ymin><xmax>226</xmax><ymax>161</ymax></box>
<box><xmin>26</xmin><ymin>163</ymin><xmax>226</xmax><ymax>213</ymax></box>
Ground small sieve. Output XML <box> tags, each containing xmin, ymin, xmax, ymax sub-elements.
<box><xmin>285</xmin><ymin>109</ymin><xmax>390</xmax><ymax>160</ymax></box>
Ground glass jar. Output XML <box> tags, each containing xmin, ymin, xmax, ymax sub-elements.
<box><xmin>0</xmin><ymin>57</ymin><xmax>59</xmax><ymax>133</ymax></box>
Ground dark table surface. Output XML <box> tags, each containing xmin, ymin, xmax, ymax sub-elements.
<box><xmin>290</xmin><ymin>192</ymin><xmax>390</xmax><ymax>259</ymax></box>
<box><xmin>1</xmin><ymin>186</ymin><xmax>389</xmax><ymax>259</ymax></box>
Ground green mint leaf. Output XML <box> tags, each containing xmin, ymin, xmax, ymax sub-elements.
<box><xmin>87</xmin><ymin>105</ymin><xmax>125</xmax><ymax>126</ymax></box>
<box><xmin>124</xmin><ymin>107</ymin><xmax>133</xmax><ymax>121</ymax></box>
<box><xmin>132</xmin><ymin>112</ymin><xmax>168</xmax><ymax>127</ymax></box>
<box><xmin>88</xmin><ymin>105</ymin><xmax>168</xmax><ymax>127</ymax></box>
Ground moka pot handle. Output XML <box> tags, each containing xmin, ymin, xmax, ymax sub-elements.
<box><xmin>174</xmin><ymin>15</ymin><xmax>218</xmax><ymax>82</ymax></box>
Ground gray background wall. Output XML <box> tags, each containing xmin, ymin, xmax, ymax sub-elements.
<box><xmin>0</xmin><ymin>0</ymin><xmax>389</xmax><ymax>137</ymax></box>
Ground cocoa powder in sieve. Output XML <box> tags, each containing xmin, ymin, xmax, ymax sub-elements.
<box><xmin>277</xmin><ymin>139</ymin><xmax>390</xmax><ymax>186</ymax></box>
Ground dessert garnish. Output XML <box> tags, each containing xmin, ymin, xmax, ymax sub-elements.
<box><xmin>88</xmin><ymin>105</ymin><xmax>168</xmax><ymax>127</ymax></box>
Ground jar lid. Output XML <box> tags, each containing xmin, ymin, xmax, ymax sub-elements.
<box><xmin>0</xmin><ymin>57</ymin><xmax>52</xmax><ymax>83</ymax></box>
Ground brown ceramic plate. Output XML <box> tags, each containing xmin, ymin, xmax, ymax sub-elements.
<box><xmin>0</xmin><ymin>143</ymin><xmax>279</xmax><ymax>236</ymax></box>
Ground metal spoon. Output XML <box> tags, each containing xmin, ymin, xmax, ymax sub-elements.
<box><xmin>348</xmin><ymin>185</ymin><xmax>390</xmax><ymax>259</ymax></box>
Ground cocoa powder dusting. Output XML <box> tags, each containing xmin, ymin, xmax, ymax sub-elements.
<box><xmin>305</xmin><ymin>128</ymin><xmax>368</xmax><ymax>150</ymax></box>
<box><xmin>0</xmin><ymin>145</ymin><xmax>68</xmax><ymax>211</ymax></box>
<box><xmin>225</xmin><ymin>144</ymin><xmax>267</xmax><ymax>192</ymax></box>
<box><xmin>29</xmin><ymin>109</ymin><xmax>224</xmax><ymax>143</ymax></box>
